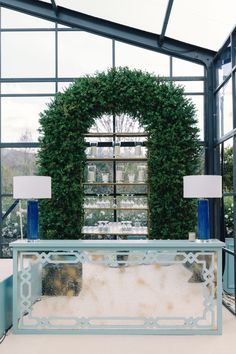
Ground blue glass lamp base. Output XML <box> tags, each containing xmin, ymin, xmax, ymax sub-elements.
<box><xmin>197</xmin><ymin>199</ymin><xmax>209</xmax><ymax>240</ymax></box>
<box><xmin>27</xmin><ymin>200</ymin><xmax>39</xmax><ymax>241</ymax></box>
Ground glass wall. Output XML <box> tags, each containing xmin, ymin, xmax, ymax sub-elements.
<box><xmin>0</xmin><ymin>7</ymin><xmax>205</xmax><ymax>256</ymax></box>
<box><xmin>214</xmin><ymin>32</ymin><xmax>236</xmax><ymax>314</ymax></box>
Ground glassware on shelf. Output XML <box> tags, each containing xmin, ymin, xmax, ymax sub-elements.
<box><xmin>128</xmin><ymin>173</ymin><xmax>135</xmax><ymax>183</ymax></box>
<box><xmin>107</xmin><ymin>222</ymin><xmax>116</xmax><ymax>233</ymax></box>
<box><xmin>98</xmin><ymin>221</ymin><xmax>104</xmax><ymax>232</ymax></box>
<box><xmin>90</xmin><ymin>143</ymin><xmax>97</xmax><ymax>158</ymax></box>
<box><xmin>103</xmin><ymin>221</ymin><xmax>109</xmax><ymax>232</ymax></box>
<box><xmin>126</xmin><ymin>221</ymin><xmax>132</xmax><ymax>231</ymax></box>
<box><xmin>88</xmin><ymin>226</ymin><xmax>95</xmax><ymax>233</ymax></box>
<box><xmin>101</xmin><ymin>172</ymin><xmax>109</xmax><ymax>183</ymax></box>
<box><xmin>137</xmin><ymin>164</ymin><xmax>146</xmax><ymax>183</ymax></box>
<box><xmin>112</xmin><ymin>198</ymin><xmax>117</xmax><ymax>208</ymax></box>
<box><xmin>115</xmin><ymin>142</ymin><xmax>121</xmax><ymax>157</ymax></box>
<box><xmin>116</xmin><ymin>163</ymin><xmax>125</xmax><ymax>183</ymax></box>
<box><xmin>120</xmin><ymin>195</ymin><xmax>127</xmax><ymax>208</ymax></box>
<box><xmin>82</xmin><ymin>225</ymin><xmax>96</xmax><ymax>233</ymax></box>
<box><xmin>100</xmin><ymin>147</ymin><xmax>112</xmax><ymax>158</ymax></box>
<box><xmin>100</xmin><ymin>194</ymin><xmax>105</xmax><ymax>208</ymax></box>
<box><xmin>134</xmin><ymin>221</ymin><xmax>141</xmax><ymax>233</ymax></box>
<box><xmin>87</xmin><ymin>164</ymin><xmax>96</xmax><ymax>183</ymax></box>
<box><xmin>82</xmin><ymin>221</ymin><xmax>147</xmax><ymax>235</ymax></box>
<box><xmin>121</xmin><ymin>221</ymin><xmax>132</xmax><ymax>232</ymax></box>
<box><xmin>127</xmin><ymin>146</ymin><xmax>134</xmax><ymax>158</ymax></box>
<box><xmin>84</xmin><ymin>197</ymin><xmax>97</xmax><ymax>208</ymax></box>
<box><xmin>105</xmin><ymin>195</ymin><xmax>111</xmax><ymax>208</ymax></box>
<box><xmin>130</xmin><ymin>194</ymin><xmax>135</xmax><ymax>208</ymax></box>
<box><xmin>120</xmin><ymin>194</ymin><xmax>134</xmax><ymax>208</ymax></box>
<box><xmin>135</xmin><ymin>143</ymin><xmax>142</xmax><ymax>157</ymax></box>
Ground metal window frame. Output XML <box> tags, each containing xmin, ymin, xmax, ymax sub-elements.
<box><xmin>213</xmin><ymin>28</ymin><xmax>236</xmax><ymax>315</ymax></box>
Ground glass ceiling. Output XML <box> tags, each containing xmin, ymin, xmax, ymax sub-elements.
<box><xmin>40</xmin><ymin>0</ymin><xmax>236</xmax><ymax>51</ymax></box>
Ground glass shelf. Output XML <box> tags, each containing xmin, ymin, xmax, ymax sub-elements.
<box><xmin>87</xmin><ymin>157</ymin><xmax>147</xmax><ymax>161</ymax></box>
<box><xmin>84</xmin><ymin>132</ymin><xmax>148</xmax><ymax>137</ymax></box>
<box><xmin>84</xmin><ymin>115</ymin><xmax>149</xmax><ymax>234</ymax></box>
<box><xmin>82</xmin><ymin>226</ymin><xmax>148</xmax><ymax>235</ymax></box>
<box><xmin>82</xmin><ymin>182</ymin><xmax>147</xmax><ymax>186</ymax></box>
<box><xmin>84</xmin><ymin>207</ymin><xmax>148</xmax><ymax>211</ymax></box>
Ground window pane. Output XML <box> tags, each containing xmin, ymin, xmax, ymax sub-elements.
<box><xmin>1</xmin><ymin>97</ymin><xmax>53</xmax><ymax>142</ymax></box>
<box><xmin>1</xmin><ymin>197</ymin><xmax>28</xmax><ymax>257</ymax></box>
<box><xmin>57</xmin><ymin>82</ymin><xmax>74</xmax><ymax>93</ymax></box>
<box><xmin>1</xmin><ymin>148</ymin><xmax>38</xmax><ymax>194</ymax></box>
<box><xmin>115</xmin><ymin>114</ymin><xmax>145</xmax><ymax>133</ymax></box>
<box><xmin>215</xmin><ymin>42</ymin><xmax>231</xmax><ymax>87</ymax></box>
<box><xmin>115</xmin><ymin>41</ymin><xmax>170</xmax><ymax>76</ymax></box>
<box><xmin>223</xmin><ymin>239</ymin><xmax>235</xmax><ymax>310</ymax></box>
<box><xmin>173</xmin><ymin>81</ymin><xmax>204</xmax><ymax>93</ymax></box>
<box><xmin>198</xmin><ymin>145</ymin><xmax>205</xmax><ymax>174</ymax></box>
<box><xmin>173</xmin><ymin>58</ymin><xmax>204</xmax><ymax>76</ymax></box>
<box><xmin>188</xmin><ymin>95</ymin><xmax>204</xmax><ymax>140</ymax></box>
<box><xmin>1</xmin><ymin>32</ymin><xmax>55</xmax><ymax>78</ymax></box>
<box><xmin>1</xmin><ymin>8</ymin><xmax>55</xmax><ymax>28</ymax></box>
<box><xmin>58</xmin><ymin>32</ymin><xmax>112</xmax><ymax>77</ymax></box>
<box><xmin>223</xmin><ymin>139</ymin><xmax>233</xmax><ymax>193</ymax></box>
<box><xmin>89</xmin><ymin>114</ymin><xmax>113</xmax><ymax>133</ymax></box>
<box><xmin>224</xmin><ymin>196</ymin><xmax>234</xmax><ymax>238</ymax></box>
<box><xmin>1</xmin><ymin>83</ymin><xmax>55</xmax><ymax>94</ymax></box>
<box><xmin>217</xmin><ymin>79</ymin><xmax>233</xmax><ymax>138</ymax></box>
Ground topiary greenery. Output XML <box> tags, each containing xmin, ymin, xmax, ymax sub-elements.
<box><xmin>38</xmin><ymin>67</ymin><xmax>200</xmax><ymax>240</ymax></box>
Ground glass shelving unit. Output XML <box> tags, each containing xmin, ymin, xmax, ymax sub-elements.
<box><xmin>82</xmin><ymin>114</ymin><xmax>148</xmax><ymax>238</ymax></box>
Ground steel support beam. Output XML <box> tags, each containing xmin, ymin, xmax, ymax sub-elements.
<box><xmin>0</xmin><ymin>0</ymin><xmax>216</xmax><ymax>66</ymax></box>
<box><xmin>159</xmin><ymin>0</ymin><xmax>174</xmax><ymax>47</ymax></box>
<box><xmin>50</xmin><ymin>0</ymin><xmax>57</xmax><ymax>15</ymax></box>
<box><xmin>204</xmin><ymin>63</ymin><xmax>220</xmax><ymax>239</ymax></box>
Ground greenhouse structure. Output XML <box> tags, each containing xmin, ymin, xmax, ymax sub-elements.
<box><xmin>0</xmin><ymin>0</ymin><xmax>236</xmax><ymax>352</ymax></box>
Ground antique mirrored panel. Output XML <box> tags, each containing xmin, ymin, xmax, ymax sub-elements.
<box><xmin>16</xmin><ymin>248</ymin><xmax>219</xmax><ymax>333</ymax></box>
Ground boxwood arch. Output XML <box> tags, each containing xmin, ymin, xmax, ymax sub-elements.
<box><xmin>38</xmin><ymin>67</ymin><xmax>200</xmax><ymax>240</ymax></box>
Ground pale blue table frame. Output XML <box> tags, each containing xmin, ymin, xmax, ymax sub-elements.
<box><xmin>0</xmin><ymin>274</ymin><xmax>13</xmax><ymax>338</ymax></box>
<box><xmin>11</xmin><ymin>239</ymin><xmax>224</xmax><ymax>335</ymax></box>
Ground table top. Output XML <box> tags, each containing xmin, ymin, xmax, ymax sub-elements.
<box><xmin>10</xmin><ymin>239</ymin><xmax>225</xmax><ymax>250</ymax></box>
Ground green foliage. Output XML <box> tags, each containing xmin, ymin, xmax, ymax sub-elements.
<box><xmin>223</xmin><ymin>146</ymin><xmax>233</xmax><ymax>192</ymax></box>
<box><xmin>222</xmin><ymin>146</ymin><xmax>234</xmax><ymax>237</ymax></box>
<box><xmin>224</xmin><ymin>196</ymin><xmax>234</xmax><ymax>237</ymax></box>
<box><xmin>38</xmin><ymin>67</ymin><xmax>200</xmax><ymax>240</ymax></box>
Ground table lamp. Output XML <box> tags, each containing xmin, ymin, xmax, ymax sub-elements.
<box><xmin>183</xmin><ymin>175</ymin><xmax>222</xmax><ymax>240</ymax></box>
<box><xmin>13</xmin><ymin>176</ymin><xmax>51</xmax><ymax>241</ymax></box>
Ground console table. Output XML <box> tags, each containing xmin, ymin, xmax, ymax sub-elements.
<box><xmin>11</xmin><ymin>239</ymin><xmax>224</xmax><ymax>335</ymax></box>
<box><xmin>0</xmin><ymin>260</ymin><xmax>13</xmax><ymax>337</ymax></box>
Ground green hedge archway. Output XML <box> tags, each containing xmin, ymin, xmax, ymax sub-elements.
<box><xmin>38</xmin><ymin>67</ymin><xmax>200</xmax><ymax>240</ymax></box>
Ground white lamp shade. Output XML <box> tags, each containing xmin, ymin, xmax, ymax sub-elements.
<box><xmin>183</xmin><ymin>175</ymin><xmax>222</xmax><ymax>198</ymax></box>
<box><xmin>13</xmin><ymin>176</ymin><xmax>51</xmax><ymax>199</ymax></box>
